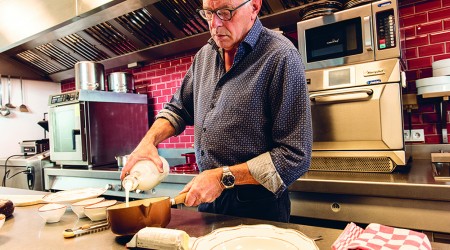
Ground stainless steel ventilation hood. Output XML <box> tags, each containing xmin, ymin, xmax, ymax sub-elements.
<box><xmin>0</xmin><ymin>0</ymin><xmax>305</xmax><ymax>82</ymax></box>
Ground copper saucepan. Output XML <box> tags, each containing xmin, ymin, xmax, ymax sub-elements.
<box><xmin>107</xmin><ymin>193</ymin><xmax>186</xmax><ymax>235</ymax></box>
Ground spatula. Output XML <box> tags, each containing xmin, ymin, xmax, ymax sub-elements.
<box><xmin>5</xmin><ymin>75</ymin><xmax>15</xmax><ymax>109</ymax></box>
<box><xmin>19</xmin><ymin>77</ymin><xmax>29</xmax><ymax>112</ymax></box>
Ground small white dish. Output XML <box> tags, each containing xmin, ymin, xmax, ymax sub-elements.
<box><xmin>0</xmin><ymin>214</ymin><xmax>5</xmax><ymax>230</ymax></box>
<box><xmin>191</xmin><ymin>224</ymin><xmax>319</xmax><ymax>250</ymax></box>
<box><xmin>38</xmin><ymin>203</ymin><xmax>67</xmax><ymax>223</ymax></box>
<box><xmin>71</xmin><ymin>197</ymin><xmax>105</xmax><ymax>218</ymax></box>
<box><xmin>84</xmin><ymin>200</ymin><xmax>117</xmax><ymax>221</ymax></box>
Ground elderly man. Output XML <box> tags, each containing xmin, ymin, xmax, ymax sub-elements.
<box><xmin>121</xmin><ymin>0</ymin><xmax>312</xmax><ymax>222</ymax></box>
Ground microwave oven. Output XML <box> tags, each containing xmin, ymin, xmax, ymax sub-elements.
<box><xmin>297</xmin><ymin>0</ymin><xmax>403</xmax><ymax>70</ymax></box>
<box><xmin>48</xmin><ymin>90</ymin><xmax>148</xmax><ymax>167</ymax></box>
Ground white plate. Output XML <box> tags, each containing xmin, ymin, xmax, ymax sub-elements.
<box><xmin>190</xmin><ymin>224</ymin><xmax>319</xmax><ymax>250</ymax></box>
<box><xmin>42</xmin><ymin>188</ymin><xmax>106</xmax><ymax>204</ymax></box>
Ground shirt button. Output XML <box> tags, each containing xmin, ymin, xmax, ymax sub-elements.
<box><xmin>203</xmin><ymin>128</ymin><xmax>206</xmax><ymax>132</ymax></box>
<box><xmin>210</xmin><ymin>103</ymin><xmax>214</xmax><ymax>109</ymax></box>
<box><xmin>201</xmin><ymin>150</ymin><xmax>205</xmax><ymax>156</ymax></box>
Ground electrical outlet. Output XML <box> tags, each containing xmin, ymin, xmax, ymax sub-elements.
<box><xmin>404</xmin><ymin>129</ymin><xmax>425</xmax><ymax>142</ymax></box>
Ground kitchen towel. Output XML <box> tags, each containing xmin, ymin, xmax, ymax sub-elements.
<box><xmin>332</xmin><ymin>223</ymin><xmax>432</xmax><ymax>250</ymax></box>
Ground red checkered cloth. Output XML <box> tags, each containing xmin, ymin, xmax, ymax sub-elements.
<box><xmin>332</xmin><ymin>222</ymin><xmax>365</xmax><ymax>250</ymax></box>
<box><xmin>332</xmin><ymin>223</ymin><xmax>432</xmax><ymax>250</ymax></box>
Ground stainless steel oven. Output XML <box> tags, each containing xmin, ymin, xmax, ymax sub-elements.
<box><xmin>48</xmin><ymin>90</ymin><xmax>148</xmax><ymax>167</ymax></box>
<box><xmin>307</xmin><ymin>58</ymin><xmax>407</xmax><ymax>172</ymax></box>
<box><xmin>297</xmin><ymin>0</ymin><xmax>402</xmax><ymax>70</ymax></box>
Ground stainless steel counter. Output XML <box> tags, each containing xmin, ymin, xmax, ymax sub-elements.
<box><xmin>0</xmin><ymin>187</ymin><xmax>341</xmax><ymax>250</ymax></box>
<box><xmin>43</xmin><ymin>159</ymin><xmax>450</xmax><ymax>235</ymax></box>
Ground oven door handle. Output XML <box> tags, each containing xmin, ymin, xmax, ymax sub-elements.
<box><xmin>364</xmin><ymin>16</ymin><xmax>373</xmax><ymax>51</ymax></box>
<box><xmin>309</xmin><ymin>88</ymin><xmax>373</xmax><ymax>102</ymax></box>
<box><xmin>72</xmin><ymin>129</ymin><xmax>81</xmax><ymax>150</ymax></box>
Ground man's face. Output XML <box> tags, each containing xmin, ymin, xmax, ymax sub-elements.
<box><xmin>203</xmin><ymin>0</ymin><xmax>255</xmax><ymax>51</ymax></box>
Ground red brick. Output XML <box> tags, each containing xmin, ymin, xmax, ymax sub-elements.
<box><xmin>428</xmin><ymin>7</ymin><xmax>450</xmax><ymax>21</ymax></box>
<box><xmin>172</xmin><ymin>72</ymin><xmax>183</xmax><ymax>80</ymax></box>
<box><xmin>405</xmin><ymin>35</ymin><xmax>429</xmax><ymax>48</ymax></box>
<box><xmin>422</xmin><ymin>112</ymin><xmax>439</xmax><ymax>123</ymax></box>
<box><xmin>419</xmin><ymin>67</ymin><xmax>433</xmax><ymax>78</ymax></box>
<box><xmin>155</xmin><ymin>83</ymin><xmax>166</xmax><ymax>90</ymax></box>
<box><xmin>405</xmin><ymin>70</ymin><xmax>419</xmax><ymax>81</ymax></box>
<box><xmin>166</xmin><ymin>80</ymin><xmax>177</xmax><ymax>88</ymax></box>
<box><xmin>444</xmin><ymin>19</ymin><xmax>450</xmax><ymax>30</ymax></box>
<box><xmin>170</xmin><ymin>59</ymin><xmax>181</xmax><ymax>67</ymax></box>
<box><xmin>399</xmin><ymin>5</ymin><xmax>415</xmax><ymax>17</ymax></box>
<box><xmin>160</xmin><ymin>62</ymin><xmax>170</xmax><ymax>68</ymax></box>
<box><xmin>416</xmin><ymin>20</ymin><xmax>443</xmax><ymax>35</ymax></box>
<box><xmin>418</xmin><ymin>43</ymin><xmax>445</xmax><ymax>57</ymax></box>
<box><xmin>425</xmin><ymin>135</ymin><xmax>440</xmax><ymax>144</ymax></box>
<box><xmin>447</xmin><ymin>42</ymin><xmax>450</xmax><ymax>52</ymax></box>
<box><xmin>444</xmin><ymin>0</ymin><xmax>450</xmax><ymax>7</ymax></box>
<box><xmin>162</xmin><ymin>89</ymin><xmax>172</xmax><ymax>95</ymax></box>
<box><xmin>430</xmin><ymin>31</ymin><xmax>450</xmax><ymax>44</ymax></box>
<box><xmin>154</xmin><ymin>69</ymin><xmax>165</xmax><ymax>77</ymax></box>
<box><xmin>151</xmin><ymin>77</ymin><xmax>162</xmax><ymax>84</ymax></box>
<box><xmin>176</xmin><ymin>65</ymin><xmax>188</xmax><ymax>72</ymax></box>
<box><xmin>151</xmin><ymin>90</ymin><xmax>162</xmax><ymax>97</ymax></box>
<box><xmin>149</xmin><ymin>64</ymin><xmax>160</xmax><ymax>70</ymax></box>
<box><xmin>161</xmin><ymin>75</ymin><xmax>171</xmax><ymax>82</ymax></box>
<box><xmin>135</xmin><ymin>73</ymin><xmax>146</xmax><ymax>80</ymax></box>
<box><xmin>402</xmin><ymin>13</ymin><xmax>428</xmax><ymax>27</ymax></box>
<box><xmin>165</xmin><ymin>67</ymin><xmax>175</xmax><ymax>75</ymax></box>
<box><xmin>181</xmin><ymin>56</ymin><xmax>193</xmax><ymax>64</ymax></box>
<box><xmin>157</xmin><ymin>96</ymin><xmax>168</xmax><ymax>104</ymax></box>
<box><xmin>405</xmin><ymin>48</ymin><xmax>418</xmax><ymax>58</ymax></box>
<box><xmin>415</xmin><ymin>0</ymin><xmax>442</xmax><ymax>13</ymax></box>
<box><xmin>169</xmin><ymin>137</ymin><xmax>180</xmax><ymax>143</ymax></box>
<box><xmin>407</xmin><ymin>56</ymin><xmax>432</xmax><ymax>69</ymax></box>
<box><xmin>434</xmin><ymin>53</ymin><xmax>450</xmax><ymax>61</ymax></box>
<box><xmin>146</xmin><ymin>71</ymin><xmax>156</xmax><ymax>78</ymax></box>
<box><xmin>402</xmin><ymin>26</ymin><xmax>416</xmax><ymax>38</ymax></box>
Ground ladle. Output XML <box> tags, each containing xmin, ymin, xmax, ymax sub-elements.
<box><xmin>5</xmin><ymin>75</ymin><xmax>15</xmax><ymax>109</ymax></box>
<box><xmin>0</xmin><ymin>76</ymin><xmax>11</xmax><ymax>116</ymax></box>
<box><xmin>19</xmin><ymin>77</ymin><xmax>29</xmax><ymax>112</ymax></box>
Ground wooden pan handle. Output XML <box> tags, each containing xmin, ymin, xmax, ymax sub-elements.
<box><xmin>171</xmin><ymin>192</ymin><xmax>187</xmax><ymax>205</ymax></box>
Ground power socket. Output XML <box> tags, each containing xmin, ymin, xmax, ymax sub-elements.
<box><xmin>404</xmin><ymin>129</ymin><xmax>425</xmax><ymax>142</ymax></box>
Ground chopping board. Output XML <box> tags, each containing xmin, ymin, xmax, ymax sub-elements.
<box><xmin>0</xmin><ymin>194</ymin><xmax>47</xmax><ymax>207</ymax></box>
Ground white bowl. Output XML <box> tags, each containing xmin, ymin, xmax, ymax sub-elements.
<box><xmin>84</xmin><ymin>200</ymin><xmax>117</xmax><ymax>221</ymax></box>
<box><xmin>71</xmin><ymin>197</ymin><xmax>105</xmax><ymax>218</ymax></box>
<box><xmin>38</xmin><ymin>203</ymin><xmax>67</xmax><ymax>223</ymax></box>
<box><xmin>0</xmin><ymin>214</ymin><xmax>5</xmax><ymax>230</ymax></box>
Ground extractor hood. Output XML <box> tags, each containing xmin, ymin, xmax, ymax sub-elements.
<box><xmin>0</xmin><ymin>0</ymin><xmax>306</xmax><ymax>82</ymax></box>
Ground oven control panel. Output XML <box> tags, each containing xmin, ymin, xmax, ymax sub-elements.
<box><xmin>49</xmin><ymin>91</ymin><xmax>79</xmax><ymax>105</ymax></box>
<box><xmin>376</xmin><ymin>9</ymin><xmax>396</xmax><ymax>50</ymax></box>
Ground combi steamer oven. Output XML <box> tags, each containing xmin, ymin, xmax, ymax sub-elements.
<box><xmin>48</xmin><ymin>90</ymin><xmax>148</xmax><ymax>167</ymax></box>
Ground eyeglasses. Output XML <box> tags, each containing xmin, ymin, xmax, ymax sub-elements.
<box><xmin>197</xmin><ymin>0</ymin><xmax>251</xmax><ymax>21</ymax></box>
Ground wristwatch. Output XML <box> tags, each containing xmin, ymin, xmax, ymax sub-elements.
<box><xmin>221</xmin><ymin>166</ymin><xmax>235</xmax><ymax>189</ymax></box>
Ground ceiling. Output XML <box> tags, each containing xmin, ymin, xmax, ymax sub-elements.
<box><xmin>0</xmin><ymin>0</ymin><xmax>306</xmax><ymax>82</ymax></box>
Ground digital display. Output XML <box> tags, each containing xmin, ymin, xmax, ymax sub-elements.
<box><xmin>329</xmin><ymin>68</ymin><xmax>351</xmax><ymax>86</ymax></box>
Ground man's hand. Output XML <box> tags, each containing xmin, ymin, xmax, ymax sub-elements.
<box><xmin>120</xmin><ymin>144</ymin><xmax>163</xmax><ymax>180</ymax></box>
<box><xmin>181</xmin><ymin>168</ymin><xmax>224</xmax><ymax>206</ymax></box>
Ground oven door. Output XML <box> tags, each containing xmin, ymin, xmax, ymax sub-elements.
<box><xmin>49</xmin><ymin>103</ymin><xmax>87</xmax><ymax>164</ymax></box>
<box><xmin>298</xmin><ymin>3</ymin><xmax>374</xmax><ymax>70</ymax></box>
<box><xmin>310</xmin><ymin>82</ymin><xmax>403</xmax><ymax>151</ymax></box>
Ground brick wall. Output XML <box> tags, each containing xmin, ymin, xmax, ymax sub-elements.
<box><xmin>62</xmin><ymin>0</ymin><xmax>450</xmax><ymax>147</ymax></box>
<box><xmin>400</xmin><ymin>0</ymin><xmax>450</xmax><ymax>143</ymax></box>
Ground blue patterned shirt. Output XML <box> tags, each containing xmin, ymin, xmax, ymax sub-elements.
<box><xmin>157</xmin><ymin>18</ymin><xmax>312</xmax><ymax>196</ymax></box>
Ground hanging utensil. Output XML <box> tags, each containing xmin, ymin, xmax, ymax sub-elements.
<box><xmin>5</xmin><ymin>75</ymin><xmax>16</xmax><ymax>109</ymax></box>
<box><xmin>0</xmin><ymin>76</ymin><xmax>11</xmax><ymax>117</ymax></box>
<box><xmin>19</xmin><ymin>77</ymin><xmax>29</xmax><ymax>112</ymax></box>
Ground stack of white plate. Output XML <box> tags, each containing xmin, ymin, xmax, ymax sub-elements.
<box><xmin>433</xmin><ymin>58</ymin><xmax>450</xmax><ymax>77</ymax></box>
<box><xmin>416</xmin><ymin>58</ymin><xmax>450</xmax><ymax>98</ymax></box>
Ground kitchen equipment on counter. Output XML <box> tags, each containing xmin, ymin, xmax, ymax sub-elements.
<box><xmin>115</xmin><ymin>155</ymin><xmax>129</xmax><ymax>170</ymax></box>
<box><xmin>74</xmin><ymin>61</ymin><xmax>105</xmax><ymax>91</ymax></box>
<box><xmin>41</xmin><ymin>187</ymin><xmax>106</xmax><ymax>204</ymax></box>
<box><xmin>48</xmin><ymin>90</ymin><xmax>148</xmax><ymax>167</ymax></box>
<box><xmin>298</xmin><ymin>0</ymin><xmax>402</xmax><ymax>70</ymax></box>
<box><xmin>71</xmin><ymin>197</ymin><xmax>105</xmax><ymax>219</ymax></box>
<box><xmin>20</xmin><ymin>139</ymin><xmax>49</xmax><ymax>155</ymax></box>
<box><xmin>84</xmin><ymin>199</ymin><xmax>117</xmax><ymax>221</ymax></box>
<box><xmin>63</xmin><ymin>220</ymin><xmax>110</xmax><ymax>238</ymax></box>
<box><xmin>307</xmin><ymin>58</ymin><xmax>407</xmax><ymax>172</ymax></box>
<box><xmin>122</xmin><ymin>157</ymin><xmax>169</xmax><ymax>192</ymax></box>
<box><xmin>171</xmin><ymin>152</ymin><xmax>198</xmax><ymax>173</ymax></box>
<box><xmin>108</xmin><ymin>72</ymin><xmax>134</xmax><ymax>93</ymax></box>
<box><xmin>107</xmin><ymin>193</ymin><xmax>186</xmax><ymax>235</ymax></box>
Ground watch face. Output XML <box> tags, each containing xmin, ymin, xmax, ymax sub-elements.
<box><xmin>222</xmin><ymin>174</ymin><xmax>235</xmax><ymax>187</ymax></box>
